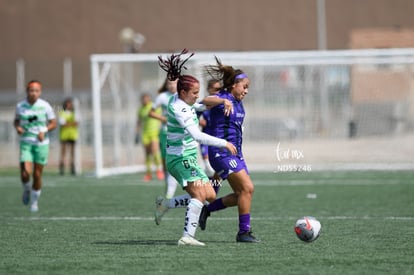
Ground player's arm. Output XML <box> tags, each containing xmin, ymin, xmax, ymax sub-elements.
<box><xmin>175</xmin><ymin>104</ymin><xmax>236</xmax><ymax>155</ymax></box>
<box><xmin>14</xmin><ymin>117</ymin><xmax>24</xmax><ymax>135</ymax></box>
<box><xmin>46</xmin><ymin>118</ymin><xmax>57</xmax><ymax>132</ymax></box>
<box><xmin>200</xmin><ymin>95</ymin><xmax>233</xmax><ymax>116</ymax></box>
<box><xmin>45</xmin><ymin>105</ymin><xmax>57</xmax><ymax>132</ymax></box>
<box><xmin>38</xmin><ymin>118</ymin><xmax>57</xmax><ymax>142</ymax></box>
<box><xmin>148</xmin><ymin>108</ymin><xmax>167</xmax><ymax>123</ymax></box>
<box><xmin>186</xmin><ymin>124</ymin><xmax>237</xmax><ymax>155</ymax></box>
<box><xmin>65</xmin><ymin>120</ymin><xmax>78</xmax><ymax>127</ymax></box>
<box><xmin>198</xmin><ymin>116</ymin><xmax>207</xmax><ymax>128</ymax></box>
<box><xmin>14</xmin><ymin>105</ymin><xmax>25</xmax><ymax>135</ymax></box>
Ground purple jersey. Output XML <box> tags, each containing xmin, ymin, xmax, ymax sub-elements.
<box><xmin>200</xmin><ymin>109</ymin><xmax>212</xmax><ymax>135</ymax></box>
<box><xmin>208</xmin><ymin>91</ymin><xmax>245</xmax><ymax>158</ymax></box>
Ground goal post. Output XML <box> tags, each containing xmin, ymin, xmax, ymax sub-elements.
<box><xmin>90</xmin><ymin>49</ymin><xmax>414</xmax><ymax>177</ymax></box>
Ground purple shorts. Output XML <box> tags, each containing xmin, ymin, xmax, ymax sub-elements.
<box><xmin>208</xmin><ymin>152</ymin><xmax>249</xmax><ymax>180</ymax></box>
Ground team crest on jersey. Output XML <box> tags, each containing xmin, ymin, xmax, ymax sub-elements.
<box><xmin>191</xmin><ymin>169</ymin><xmax>198</xmax><ymax>177</ymax></box>
<box><xmin>228</xmin><ymin>159</ymin><xmax>238</xmax><ymax>168</ymax></box>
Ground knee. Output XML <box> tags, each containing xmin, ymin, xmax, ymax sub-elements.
<box><xmin>205</xmin><ymin>188</ymin><xmax>216</xmax><ymax>203</ymax></box>
<box><xmin>238</xmin><ymin>182</ymin><xmax>254</xmax><ymax>197</ymax></box>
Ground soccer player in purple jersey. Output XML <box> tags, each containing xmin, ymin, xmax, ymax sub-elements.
<box><xmin>199</xmin><ymin>57</ymin><xmax>260</xmax><ymax>243</ymax></box>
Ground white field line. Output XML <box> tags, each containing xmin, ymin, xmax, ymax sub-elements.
<box><xmin>8</xmin><ymin>216</ymin><xmax>414</xmax><ymax>221</ymax></box>
<box><xmin>0</xmin><ymin>178</ymin><xmax>409</xmax><ymax>188</ymax></box>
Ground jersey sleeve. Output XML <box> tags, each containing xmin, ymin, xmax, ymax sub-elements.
<box><xmin>193</xmin><ymin>103</ymin><xmax>207</xmax><ymax>112</ymax></box>
<box><xmin>46</xmin><ymin>102</ymin><xmax>56</xmax><ymax>120</ymax></box>
<box><xmin>153</xmin><ymin>94</ymin><xmax>163</xmax><ymax>109</ymax></box>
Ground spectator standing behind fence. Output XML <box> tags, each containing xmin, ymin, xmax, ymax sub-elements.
<box><xmin>14</xmin><ymin>80</ymin><xmax>57</xmax><ymax>212</ymax></box>
<box><xmin>137</xmin><ymin>93</ymin><xmax>164</xmax><ymax>182</ymax></box>
<box><xmin>58</xmin><ymin>98</ymin><xmax>79</xmax><ymax>175</ymax></box>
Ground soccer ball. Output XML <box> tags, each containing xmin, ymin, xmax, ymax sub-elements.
<box><xmin>294</xmin><ymin>216</ymin><xmax>321</xmax><ymax>242</ymax></box>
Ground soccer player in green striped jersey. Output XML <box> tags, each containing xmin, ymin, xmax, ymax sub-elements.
<box><xmin>157</xmin><ymin>50</ymin><xmax>237</xmax><ymax>246</ymax></box>
<box><xmin>14</xmin><ymin>80</ymin><xmax>57</xmax><ymax>212</ymax></box>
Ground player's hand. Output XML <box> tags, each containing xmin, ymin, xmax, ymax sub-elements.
<box><xmin>16</xmin><ymin>126</ymin><xmax>25</xmax><ymax>135</ymax></box>
<box><xmin>38</xmin><ymin>132</ymin><xmax>45</xmax><ymax>142</ymax></box>
<box><xmin>212</xmin><ymin>173</ymin><xmax>222</xmax><ymax>182</ymax></box>
<box><xmin>223</xmin><ymin>99</ymin><xmax>233</xmax><ymax>116</ymax></box>
<box><xmin>225</xmin><ymin>142</ymin><xmax>237</xmax><ymax>155</ymax></box>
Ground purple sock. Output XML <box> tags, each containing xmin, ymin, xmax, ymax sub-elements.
<box><xmin>238</xmin><ymin>213</ymin><xmax>251</xmax><ymax>234</ymax></box>
<box><xmin>207</xmin><ymin>198</ymin><xmax>226</xmax><ymax>212</ymax></box>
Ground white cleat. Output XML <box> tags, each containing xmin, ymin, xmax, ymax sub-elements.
<box><xmin>154</xmin><ymin>196</ymin><xmax>169</xmax><ymax>225</ymax></box>
<box><xmin>30</xmin><ymin>203</ymin><xmax>39</xmax><ymax>212</ymax></box>
<box><xmin>177</xmin><ymin>236</ymin><xmax>205</xmax><ymax>246</ymax></box>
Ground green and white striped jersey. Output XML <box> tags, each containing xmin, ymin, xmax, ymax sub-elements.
<box><xmin>166</xmin><ymin>94</ymin><xmax>200</xmax><ymax>157</ymax></box>
<box><xmin>166</xmin><ymin>94</ymin><xmax>228</xmax><ymax>158</ymax></box>
<box><xmin>15</xmin><ymin>98</ymin><xmax>56</xmax><ymax>145</ymax></box>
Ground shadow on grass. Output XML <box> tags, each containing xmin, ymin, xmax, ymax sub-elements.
<box><xmin>93</xmin><ymin>239</ymin><xmax>235</xmax><ymax>246</ymax></box>
<box><xmin>93</xmin><ymin>239</ymin><xmax>177</xmax><ymax>246</ymax></box>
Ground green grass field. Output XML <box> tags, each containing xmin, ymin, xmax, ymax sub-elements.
<box><xmin>1</xmin><ymin>170</ymin><xmax>413</xmax><ymax>274</ymax></box>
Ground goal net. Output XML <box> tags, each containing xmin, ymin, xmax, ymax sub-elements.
<box><xmin>90</xmin><ymin>49</ymin><xmax>414</xmax><ymax>177</ymax></box>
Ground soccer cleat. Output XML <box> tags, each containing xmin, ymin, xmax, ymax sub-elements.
<box><xmin>154</xmin><ymin>196</ymin><xmax>169</xmax><ymax>225</ymax></box>
<box><xmin>30</xmin><ymin>202</ymin><xmax>39</xmax><ymax>212</ymax></box>
<box><xmin>177</xmin><ymin>236</ymin><xmax>205</xmax><ymax>246</ymax></box>
<box><xmin>156</xmin><ymin>169</ymin><xmax>165</xmax><ymax>180</ymax></box>
<box><xmin>22</xmin><ymin>189</ymin><xmax>30</xmax><ymax>205</ymax></box>
<box><xmin>198</xmin><ymin>205</ymin><xmax>210</xmax><ymax>231</ymax></box>
<box><xmin>236</xmin><ymin>231</ymin><xmax>261</xmax><ymax>243</ymax></box>
<box><xmin>143</xmin><ymin>173</ymin><xmax>152</xmax><ymax>182</ymax></box>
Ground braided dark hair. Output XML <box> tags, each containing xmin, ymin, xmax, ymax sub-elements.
<box><xmin>158</xmin><ymin>49</ymin><xmax>198</xmax><ymax>93</ymax></box>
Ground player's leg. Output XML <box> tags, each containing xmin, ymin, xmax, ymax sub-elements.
<box><xmin>142</xmin><ymin>133</ymin><xmax>153</xmax><ymax>181</ymax></box>
<box><xmin>30</xmin><ymin>144</ymin><xmax>49</xmax><ymax>212</ymax></box>
<box><xmin>159</xmin><ymin>131</ymin><xmax>177</xmax><ymax>198</ymax></box>
<box><xmin>59</xmin><ymin>141</ymin><xmax>66</xmax><ymax>175</ymax></box>
<box><xmin>69</xmin><ymin>141</ymin><xmax>76</xmax><ymax>175</ymax></box>
<box><xmin>19</xmin><ymin>143</ymin><xmax>33</xmax><ymax>205</ymax></box>
<box><xmin>20</xmin><ymin>161</ymin><xmax>32</xmax><ymax>205</ymax></box>
<box><xmin>199</xmin><ymin>154</ymin><xmax>239</xmax><ymax>230</ymax></box>
<box><xmin>178</xmin><ymin>180</ymin><xmax>215</xmax><ymax>246</ymax></box>
<box><xmin>200</xmin><ymin>145</ymin><xmax>215</xmax><ymax>178</ymax></box>
<box><xmin>30</xmin><ymin>163</ymin><xmax>44</xmax><ymax>212</ymax></box>
<box><xmin>227</xmin><ymin>170</ymin><xmax>259</xmax><ymax>243</ymax></box>
<box><xmin>150</xmin><ymin>135</ymin><xmax>164</xmax><ymax>180</ymax></box>
<box><xmin>164</xmin><ymin>155</ymin><xmax>212</xmax><ymax>245</ymax></box>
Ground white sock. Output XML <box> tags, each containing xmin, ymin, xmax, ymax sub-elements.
<box><xmin>182</xmin><ymin>198</ymin><xmax>203</xmax><ymax>238</ymax></box>
<box><xmin>203</xmin><ymin>159</ymin><xmax>215</xmax><ymax>178</ymax></box>
<box><xmin>31</xmin><ymin>188</ymin><xmax>41</xmax><ymax>205</ymax></box>
<box><xmin>167</xmin><ymin>194</ymin><xmax>191</xmax><ymax>208</ymax></box>
<box><xmin>165</xmin><ymin>173</ymin><xmax>177</xmax><ymax>199</ymax></box>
